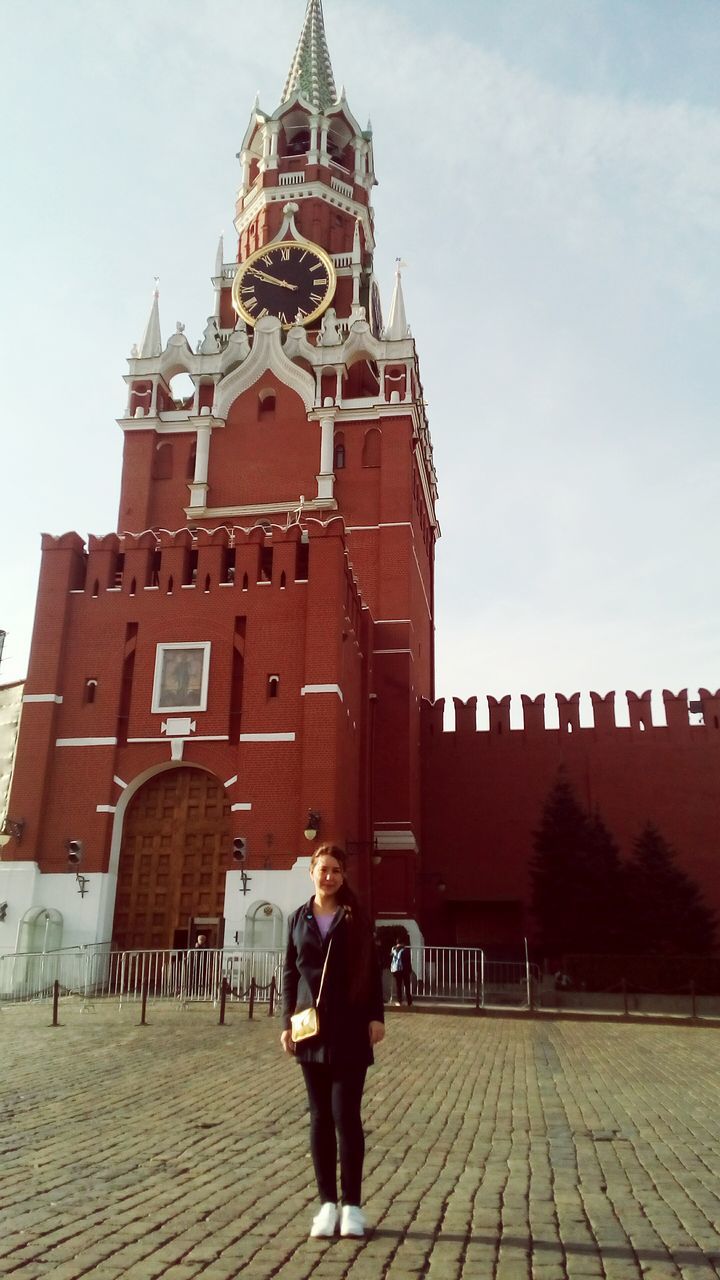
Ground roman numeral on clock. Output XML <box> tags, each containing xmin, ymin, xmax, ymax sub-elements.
<box><xmin>281</xmin><ymin>248</ymin><xmax>290</xmax><ymax>261</ymax></box>
<box><xmin>310</xmin><ymin>292</ymin><xmax>322</xmax><ymax>305</ymax></box>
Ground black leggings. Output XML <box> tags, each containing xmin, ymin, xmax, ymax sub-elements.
<box><xmin>300</xmin><ymin>1063</ymin><xmax>367</xmax><ymax>1205</ymax></box>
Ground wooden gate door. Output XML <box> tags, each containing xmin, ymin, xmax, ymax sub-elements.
<box><xmin>113</xmin><ymin>767</ymin><xmax>232</xmax><ymax>951</ymax></box>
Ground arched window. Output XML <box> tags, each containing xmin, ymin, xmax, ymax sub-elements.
<box><xmin>84</xmin><ymin>679</ymin><xmax>98</xmax><ymax>705</ymax></box>
<box><xmin>267</xmin><ymin>674</ymin><xmax>280</xmax><ymax>699</ymax></box>
<box><xmin>187</xmin><ymin>443</ymin><xmax>197</xmax><ymax>480</ymax></box>
<box><xmin>362</xmin><ymin>427</ymin><xmax>381</xmax><ymax>468</ymax></box>
<box><xmin>334</xmin><ymin>432</ymin><xmax>346</xmax><ymax>470</ymax></box>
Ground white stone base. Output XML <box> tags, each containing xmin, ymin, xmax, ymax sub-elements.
<box><xmin>0</xmin><ymin>861</ymin><xmax>112</xmax><ymax>952</ymax></box>
<box><xmin>0</xmin><ymin>856</ymin><xmax>424</xmax><ymax>955</ymax></box>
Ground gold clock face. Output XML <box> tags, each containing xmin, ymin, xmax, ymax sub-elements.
<box><xmin>232</xmin><ymin>239</ymin><xmax>336</xmax><ymax>329</ymax></box>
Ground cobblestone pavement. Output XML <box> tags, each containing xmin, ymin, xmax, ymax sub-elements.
<box><xmin>1</xmin><ymin>1001</ymin><xmax>719</xmax><ymax>1280</ymax></box>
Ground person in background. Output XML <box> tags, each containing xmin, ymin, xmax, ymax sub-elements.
<box><xmin>281</xmin><ymin>844</ymin><xmax>385</xmax><ymax>1240</ymax></box>
<box><xmin>389</xmin><ymin>938</ymin><xmax>413</xmax><ymax>1007</ymax></box>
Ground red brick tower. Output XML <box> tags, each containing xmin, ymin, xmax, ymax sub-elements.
<box><xmin>1</xmin><ymin>0</ymin><xmax>438</xmax><ymax>955</ymax></box>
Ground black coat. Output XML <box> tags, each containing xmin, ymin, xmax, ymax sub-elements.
<box><xmin>282</xmin><ymin>899</ymin><xmax>385</xmax><ymax>1068</ymax></box>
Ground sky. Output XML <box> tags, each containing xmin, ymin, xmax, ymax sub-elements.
<box><xmin>1</xmin><ymin>0</ymin><xmax>718</xmax><ymax>729</ymax></box>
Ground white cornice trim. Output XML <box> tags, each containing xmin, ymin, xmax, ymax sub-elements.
<box><xmin>239</xmin><ymin>732</ymin><xmax>296</xmax><ymax>742</ymax></box>
<box><xmin>56</xmin><ymin>737</ymin><xmax>117</xmax><ymax>747</ymax></box>
<box><xmin>23</xmin><ymin>694</ymin><xmax>63</xmax><ymax>704</ymax></box>
<box><xmin>127</xmin><ymin>735</ymin><xmax>229</xmax><ymax>744</ymax></box>
<box><xmin>118</xmin><ymin>415</ymin><xmax>225</xmax><ymax>436</ymax></box>
<box><xmin>185</xmin><ymin>497</ymin><xmax>337</xmax><ymax>520</ymax></box>
<box><xmin>301</xmin><ymin>684</ymin><xmax>343</xmax><ymax>700</ymax></box>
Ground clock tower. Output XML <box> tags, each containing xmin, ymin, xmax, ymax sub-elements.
<box><xmin>1</xmin><ymin>0</ymin><xmax>438</xmax><ymax>956</ymax></box>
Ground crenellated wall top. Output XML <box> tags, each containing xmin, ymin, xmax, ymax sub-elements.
<box><xmin>422</xmin><ymin>689</ymin><xmax>720</xmax><ymax>736</ymax></box>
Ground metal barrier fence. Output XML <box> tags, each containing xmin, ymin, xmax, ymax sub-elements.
<box><xmin>0</xmin><ymin>943</ymin><xmax>538</xmax><ymax>1010</ymax></box>
<box><xmin>401</xmin><ymin>948</ymin><xmax>536</xmax><ymax>1007</ymax></box>
<box><xmin>0</xmin><ymin>946</ymin><xmax>284</xmax><ymax>1006</ymax></box>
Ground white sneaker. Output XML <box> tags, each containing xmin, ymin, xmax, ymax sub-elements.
<box><xmin>340</xmin><ymin>1204</ymin><xmax>366</xmax><ymax>1237</ymax></box>
<box><xmin>310</xmin><ymin>1202</ymin><xmax>338</xmax><ymax>1238</ymax></box>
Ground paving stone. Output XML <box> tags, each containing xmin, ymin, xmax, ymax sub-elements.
<box><xmin>2</xmin><ymin>1003</ymin><xmax>720</xmax><ymax>1279</ymax></box>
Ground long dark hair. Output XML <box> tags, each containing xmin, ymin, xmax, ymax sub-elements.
<box><xmin>311</xmin><ymin>843</ymin><xmax>372</xmax><ymax>1004</ymax></box>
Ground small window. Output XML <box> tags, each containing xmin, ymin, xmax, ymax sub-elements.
<box><xmin>260</xmin><ymin>546</ymin><xmax>273</xmax><ymax>583</ymax></box>
<box><xmin>334</xmin><ymin>432</ymin><xmax>346</xmax><ymax>470</ymax></box>
<box><xmin>295</xmin><ymin>539</ymin><xmax>309</xmax><ymax>581</ymax></box>
<box><xmin>258</xmin><ymin>389</ymin><xmax>276</xmax><ymax>419</ymax></box>
<box><xmin>223</xmin><ymin>548</ymin><xmax>236</xmax><ymax>584</ymax></box>
<box><xmin>187</xmin><ymin>443</ymin><xmax>197</xmax><ymax>479</ymax></box>
<box><xmin>280</xmin><ymin>571</ymin><xmax>287</xmax><ymax>589</ymax></box>
<box><xmin>267</xmin><ymin>675</ymin><xmax>280</xmax><ymax>699</ymax></box>
<box><xmin>242</xmin><ymin>572</ymin><xmax>249</xmax><ymax>591</ymax></box>
<box><xmin>84</xmin><ymin>679</ymin><xmax>98</xmax><ymax>705</ymax></box>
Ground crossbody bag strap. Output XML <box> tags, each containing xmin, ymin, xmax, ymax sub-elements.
<box><xmin>316</xmin><ymin>937</ymin><xmax>333</xmax><ymax>1006</ymax></box>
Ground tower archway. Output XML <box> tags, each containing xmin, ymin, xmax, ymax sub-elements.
<box><xmin>113</xmin><ymin>766</ymin><xmax>232</xmax><ymax>951</ymax></box>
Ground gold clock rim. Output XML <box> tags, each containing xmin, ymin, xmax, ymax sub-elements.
<box><xmin>231</xmin><ymin>238</ymin><xmax>337</xmax><ymax>330</ymax></box>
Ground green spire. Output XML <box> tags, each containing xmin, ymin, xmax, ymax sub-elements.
<box><xmin>282</xmin><ymin>0</ymin><xmax>337</xmax><ymax>112</ymax></box>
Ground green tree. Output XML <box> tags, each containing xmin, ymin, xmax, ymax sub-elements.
<box><xmin>530</xmin><ymin>773</ymin><xmax>622</xmax><ymax>957</ymax></box>
<box><xmin>622</xmin><ymin>824</ymin><xmax>717</xmax><ymax>956</ymax></box>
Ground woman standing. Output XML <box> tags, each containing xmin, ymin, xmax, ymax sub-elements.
<box><xmin>281</xmin><ymin>844</ymin><xmax>385</xmax><ymax>1239</ymax></box>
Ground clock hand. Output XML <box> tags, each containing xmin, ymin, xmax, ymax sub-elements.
<box><xmin>246</xmin><ymin>267</ymin><xmax>298</xmax><ymax>290</ymax></box>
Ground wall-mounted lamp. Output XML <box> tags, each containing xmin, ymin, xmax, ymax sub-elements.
<box><xmin>232</xmin><ymin>837</ymin><xmax>247</xmax><ymax>862</ymax></box>
<box><xmin>304</xmin><ymin>810</ymin><xmax>321</xmax><ymax>841</ymax></box>
<box><xmin>0</xmin><ymin>816</ymin><xmax>25</xmax><ymax>847</ymax></box>
<box><xmin>67</xmin><ymin>839</ymin><xmax>84</xmax><ymax>866</ymax></box>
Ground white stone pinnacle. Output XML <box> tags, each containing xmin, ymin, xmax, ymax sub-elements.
<box><xmin>139</xmin><ymin>280</ymin><xmax>162</xmax><ymax>358</ymax></box>
<box><xmin>385</xmin><ymin>259</ymin><xmax>409</xmax><ymax>340</ymax></box>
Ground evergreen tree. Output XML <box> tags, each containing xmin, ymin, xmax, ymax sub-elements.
<box><xmin>530</xmin><ymin>773</ymin><xmax>622</xmax><ymax>957</ymax></box>
<box><xmin>622</xmin><ymin>824</ymin><xmax>717</xmax><ymax>956</ymax></box>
